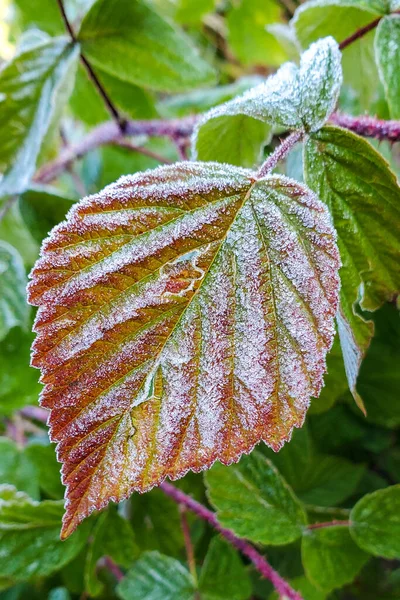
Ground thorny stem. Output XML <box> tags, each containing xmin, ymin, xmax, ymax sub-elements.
<box><xmin>160</xmin><ymin>482</ymin><xmax>304</xmax><ymax>600</ymax></box>
<box><xmin>307</xmin><ymin>520</ymin><xmax>351</xmax><ymax>530</ymax></box>
<box><xmin>56</xmin><ymin>0</ymin><xmax>126</xmax><ymax>131</ymax></box>
<box><xmin>338</xmin><ymin>9</ymin><xmax>400</xmax><ymax>50</ymax></box>
<box><xmin>331</xmin><ymin>112</ymin><xmax>400</xmax><ymax>142</ymax></box>
<box><xmin>257</xmin><ymin>130</ymin><xmax>304</xmax><ymax>178</ymax></box>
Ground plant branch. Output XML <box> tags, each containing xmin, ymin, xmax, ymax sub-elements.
<box><xmin>257</xmin><ymin>130</ymin><xmax>304</xmax><ymax>178</ymax></box>
<box><xmin>331</xmin><ymin>112</ymin><xmax>400</xmax><ymax>142</ymax></box>
<box><xmin>160</xmin><ymin>482</ymin><xmax>303</xmax><ymax>600</ymax></box>
<box><xmin>307</xmin><ymin>520</ymin><xmax>350</xmax><ymax>530</ymax></box>
<box><xmin>56</xmin><ymin>0</ymin><xmax>125</xmax><ymax>131</ymax></box>
<box><xmin>103</xmin><ymin>556</ymin><xmax>124</xmax><ymax>582</ymax></box>
<box><xmin>338</xmin><ymin>9</ymin><xmax>400</xmax><ymax>50</ymax></box>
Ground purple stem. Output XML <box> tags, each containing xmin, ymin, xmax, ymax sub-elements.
<box><xmin>331</xmin><ymin>112</ymin><xmax>400</xmax><ymax>142</ymax></box>
<box><xmin>160</xmin><ymin>482</ymin><xmax>303</xmax><ymax>600</ymax></box>
<box><xmin>257</xmin><ymin>130</ymin><xmax>304</xmax><ymax>178</ymax></box>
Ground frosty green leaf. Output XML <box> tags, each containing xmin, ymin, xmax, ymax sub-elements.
<box><xmin>304</xmin><ymin>126</ymin><xmax>400</xmax><ymax>406</ymax></box>
<box><xmin>205</xmin><ymin>451</ymin><xmax>307</xmax><ymax>545</ymax></box>
<box><xmin>0</xmin><ymin>242</ymin><xmax>29</xmax><ymax>341</ymax></box>
<box><xmin>350</xmin><ymin>485</ymin><xmax>400</xmax><ymax>558</ymax></box>
<box><xmin>375</xmin><ymin>15</ymin><xmax>400</xmax><ymax>119</ymax></box>
<box><xmin>77</xmin><ymin>0</ymin><xmax>216</xmax><ymax>92</ymax></box>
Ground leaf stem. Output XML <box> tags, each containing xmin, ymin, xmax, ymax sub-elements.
<box><xmin>339</xmin><ymin>9</ymin><xmax>400</xmax><ymax>50</ymax></box>
<box><xmin>257</xmin><ymin>130</ymin><xmax>304</xmax><ymax>178</ymax></box>
<box><xmin>307</xmin><ymin>520</ymin><xmax>351</xmax><ymax>530</ymax></box>
<box><xmin>56</xmin><ymin>0</ymin><xmax>126</xmax><ymax>131</ymax></box>
<box><xmin>331</xmin><ymin>112</ymin><xmax>400</xmax><ymax>142</ymax></box>
<box><xmin>160</xmin><ymin>482</ymin><xmax>304</xmax><ymax>600</ymax></box>
<box><xmin>103</xmin><ymin>556</ymin><xmax>124</xmax><ymax>581</ymax></box>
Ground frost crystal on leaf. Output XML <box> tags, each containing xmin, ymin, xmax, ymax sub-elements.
<box><xmin>28</xmin><ymin>162</ymin><xmax>340</xmax><ymax>538</ymax></box>
<box><xmin>192</xmin><ymin>36</ymin><xmax>342</xmax><ymax>159</ymax></box>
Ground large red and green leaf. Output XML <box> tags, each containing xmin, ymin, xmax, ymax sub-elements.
<box><xmin>28</xmin><ymin>162</ymin><xmax>339</xmax><ymax>538</ymax></box>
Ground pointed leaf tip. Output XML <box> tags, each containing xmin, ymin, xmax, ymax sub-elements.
<box><xmin>28</xmin><ymin>162</ymin><xmax>340</xmax><ymax>536</ymax></box>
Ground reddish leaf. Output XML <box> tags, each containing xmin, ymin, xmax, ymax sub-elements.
<box><xmin>28</xmin><ymin>162</ymin><xmax>340</xmax><ymax>538</ymax></box>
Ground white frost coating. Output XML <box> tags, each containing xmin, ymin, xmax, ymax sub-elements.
<box><xmin>28</xmin><ymin>162</ymin><xmax>340</xmax><ymax>535</ymax></box>
<box><xmin>192</xmin><ymin>36</ymin><xmax>342</xmax><ymax>158</ymax></box>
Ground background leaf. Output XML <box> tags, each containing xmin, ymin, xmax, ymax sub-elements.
<box><xmin>0</xmin><ymin>242</ymin><xmax>29</xmax><ymax>341</ymax></box>
<box><xmin>375</xmin><ymin>14</ymin><xmax>400</xmax><ymax>119</ymax></box>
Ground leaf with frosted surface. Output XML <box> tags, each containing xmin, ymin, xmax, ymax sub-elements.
<box><xmin>28</xmin><ymin>161</ymin><xmax>340</xmax><ymax>538</ymax></box>
<box><xmin>0</xmin><ymin>242</ymin><xmax>29</xmax><ymax>341</ymax></box>
<box><xmin>375</xmin><ymin>15</ymin><xmax>400</xmax><ymax>119</ymax></box>
<box><xmin>304</xmin><ymin>126</ymin><xmax>400</xmax><ymax>407</ymax></box>
<box><xmin>192</xmin><ymin>37</ymin><xmax>342</xmax><ymax>161</ymax></box>
<box><xmin>0</xmin><ymin>38</ymin><xmax>79</xmax><ymax>198</ymax></box>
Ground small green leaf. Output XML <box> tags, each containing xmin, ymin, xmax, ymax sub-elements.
<box><xmin>0</xmin><ymin>242</ymin><xmax>29</xmax><ymax>341</ymax></box>
<box><xmin>302</xmin><ymin>525</ymin><xmax>369</xmax><ymax>592</ymax></box>
<box><xmin>0</xmin><ymin>39</ymin><xmax>79</xmax><ymax>197</ymax></box>
<box><xmin>78</xmin><ymin>0</ymin><xmax>216</xmax><ymax>92</ymax></box>
<box><xmin>19</xmin><ymin>187</ymin><xmax>75</xmax><ymax>245</ymax></box>
<box><xmin>192</xmin><ymin>37</ymin><xmax>342</xmax><ymax>164</ymax></box>
<box><xmin>198</xmin><ymin>537</ymin><xmax>252</xmax><ymax>600</ymax></box>
<box><xmin>0</xmin><ymin>439</ymin><xmax>39</xmax><ymax>500</ymax></box>
<box><xmin>85</xmin><ymin>508</ymin><xmax>138</xmax><ymax>597</ymax></box>
<box><xmin>292</xmin><ymin>0</ymin><xmax>383</xmax><ymax>109</ymax></box>
<box><xmin>24</xmin><ymin>441</ymin><xmax>64</xmax><ymax>500</ymax></box>
<box><xmin>350</xmin><ymin>485</ymin><xmax>400</xmax><ymax>558</ymax></box>
<box><xmin>227</xmin><ymin>0</ymin><xmax>287</xmax><ymax>67</ymax></box>
<box><xmin>116</xmin><ymin>551</ymin><xmax>195</xmax><ymax>600</ymax></box>
<box><xmin>205</xmin><ymin>451</ymin><xmax>307</xmax><ymax>545</ymax></box>
<box><xmin>375</xmin><ymin>15</ymin><xmax>400</xmax><ymax>118</ymax></box>
<box><xmin>0</xmin><ymin>486</ymin><xmax>91</xmax><ymax>581</ymax></box>
<box><xmin>304</xmin><ymin>126</ymin><xmax>400</xmax><ymax>404</ymax></box>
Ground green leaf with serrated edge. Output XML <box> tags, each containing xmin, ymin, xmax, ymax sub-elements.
<box><xmin>198</xmin><ymin>537</ymin><xmax>252</xmax><ymax>600</ymax></box>
<box><xmin>269</xmin><ymin>575</ymin><xmax>326</xmax><ymax>600</ymax></box>
<box><xmin>375</xmin><ymin>15</ymin><xmax>400</xmax><ymax>119</ymax></box>
<box><xmin>116</xmin><ymin>551</ymin><xmax>195</xmax><ymax>600</ymax></box>
<box><xmin>28</xmin><ymin>162</ymin><xmax>340</xmax><ymax>538</ymax></box>
<box><xmin>302</xmin><ymin>526</ymin><xmax>369</xmax><ymax>592</ymax></box>
<box><xmin>19</xmin><ymin>187</ymin><xmax>76</xmax><ymax>245</ymax></box>
<box><xmin>158</xmin><ymin>76</ymin><xmax>264</xmax><ymax>118</ymax></box>
<box><xmin>69</xmin><ymin>63</ymin><xmax>157</xmax><ymax>127</ymax></box>
<box><xmin>130</xmin><ymin>489</ymin><xmax>184</xmax><ymax>557</ymax></box>
<box><xmin>350</xmin><ymin>485</ymin><xmax>400</xmax><ymax>558</ymax></box>
<box><xmin>357</xmin><ymin>304</ymin><xmax>400</xmax><ymax>428</ymax></box>
<box><xmin>0</xmin><ymin>439</ymin><xmax>39</xmax><ymax>500</ymax></box>
<box><xmin>0</xmin><ymin>486</ymin><xmax>91</xmax><ymax>581</ymax></box>
<box><xmin>77</xmin><ymin>0</ymin><xmax>216</xmax><ymax>92</ymax></box>
<box><xmin>0</xmin><ymin>242</ymin><xmax>29</xmax><ymax>341</ymax></box>
<box><xmin>205</xmin><ymin>451</ymin><xmax>307</xmax><ymax>545</ymax></box>
<box><xmin>0</xmin><ymin>328</ymin><xmax>42</xmax><ymax>417</ymax></box>
<box><xmin>0</xmin><ymin>39</ymin><xmax>79</xmax><ymax>198</ymax></box>
<box><xmin>192</xmin><ymin>37</ymin><xmax>342</xmax><ymax>163</ymax></box>
<box><xmin>194</xmin><ymin>114</ymin><xmax>271</xmax><ymax>167</ymax></box>
<box><xmin>292</xmin><ymin>0</ymin><xmax>384</xmax><ymax>110</ymax></box>
<box><xmin>304</xmin><ymin>126</ymin><xmax>400</xmax><ymax>407</ymax></box>
<box><xmin>227</xmin><ymin>0</ymin><xmax>287</xmax><ymax>67</ymax></box>
<box><xmin>24</xmin><ymin>441</ymin><xmax>64</xmax><ymax>500</ymax></box>
<box><xmin>85</xmin><ymin>508</ymin><xmax>138</xmax><ymax>597</ymax></box>
<box><xmin>263</xmin><ymin>427</ymin><xmax>365</xmax><ymax>507</ymax></box>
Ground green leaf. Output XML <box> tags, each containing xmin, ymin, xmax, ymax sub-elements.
<box><xmin>24</xmin><ymin>441</ymin><xmax>64</xmax><ymax>500</ymax></box>
<box><xmin>0</xmin><ymin>328</ymin><xmax>42</xmax><ymax>417</ymax></box>
<box><xmin>0</xmin><ymin>439</ymin><xmax>39</xmax><ymax>500</ymax></box>
<box><xmin>357</xmin><ymin>304</ymin><xmax>400</xmax><ymax>428</ymax></box>
<box><xmin>263</xmin><ymin>427</ymin><xmax>365</xmax><ymax>507</ymax></box>
<box><xmin>130</xmin><ymin>489</ymin><xmax>184</xmax><ymax>557</ymax></box>
<box><xmin>292</xmin><ymin>0</ymin><xmax>384</xmax><ymax>109</ymax></box>
<box><xmin>77</xmin><ymin>0</ymin><xmax>216</xmax><ymax>92</ymax></box>
<box><xmin>0</xmin><ymin>203</ymin><xmax>39</xmax><ymax>267</ymax></box>
<box><xmin>304</xmin><ymin>126</ymin><xmax>400</xmax><ymax>405</ymax></box>
<box><xmin>69</xmin><ymin>63</ymin><xmax>157</xmax><ymax>126</ymax></box>
<box><xmin>192</xmin><ymin>37</ymin><xmax>342</xmax><ymax>164</ymax></box>
<box><xmin>198</xmin><ymin>537</ymin><xmax>252</xmax><ymax>600</ymax></box>
<box><xmin>309</xmin><ymin>337</ymin><xmax>348</xmax><ymax>415</ymax></box>
<box><xmin>227</xmin><ymin>0</ymin><xmax>287</xmax><ymax>67</ymax></box>
<box><xmin>302</xmin><ymin>525</ymin><xmax>369</xmax><ymax>592</ymax></box>
<box><xmin>13</xmin><ymin>0</ymin><xmax>64</xmax><ymax>35</ymax></box>
<box><xmin>205</xmin><ymin>451</ymin><xmax>307</xmax><ymax>545</ymax></box>
<box><xmin>0</xmin><ymin>486</ymin><xmax>91</xmax><ymax>581</ymax></box>
<box><xmin>174</xmin><ymin>0</ymin><xmax>215</xmax><ymax>24</ymax></box>
<box><xmin>350</xmin><ymin>485</ymin><xmax>400</xmax><ymax>558</ymax></box>
<box><xmin>0</xmin><ymin>242</ymin><xmax>29</xmax><ymax>341</ymax></box>
<box><xmin>116</xmin><ymin>551</ymin><xmax>195</xmax><ymax>600</ymax></box>
<box><xmin>19</xmin><ymin>187</ymin><xmax>75</xmax><ymax>245</ymax></box>
<box><xmin>85</xmin><ymin>508</ymin><xmax>138</xmax><ymax>597</ymax></box>
<box><xmin>0</xmin><ymin>39</ymin><xmax>79</xmax><ymax>197</ymax></box>
<box><xmin>375</xmin><ymin>15</ymin><xmax>400</xmax><ymax>119</ymax></box>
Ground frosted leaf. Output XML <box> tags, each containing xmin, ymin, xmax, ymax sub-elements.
<box><xmin>192</xmin><ymin>37</ymin><xmax>342</xmax><ymax>161</ymax></box>
<box><xmin>28</xmin><ymin>162</ymin><xmax>340</xmax><ymax>538</ymax></box>
<box><xmin>0</xmin><ymin>241</ymin><xmax>29</xmax><ymax>341</ymax></box>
